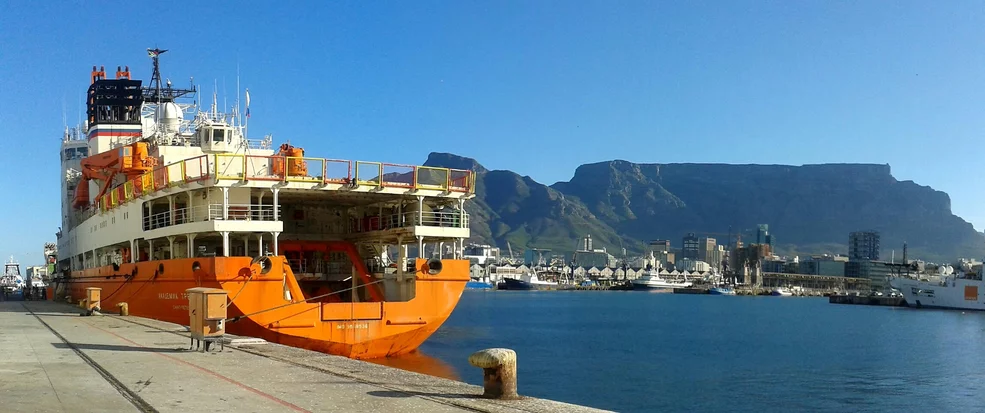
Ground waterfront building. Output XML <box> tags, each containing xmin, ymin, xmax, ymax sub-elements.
<box><xmin>845</xmin><ymin>260</ymin><xmax>897</xmax><ymax>291</ymax></box>
<box><xmin>798</xmin><ymin>255</ymin><xmax>848</xmax><ymax>277</ymax></box>
<box><xmin>762</xmin><ymin>257</ymin><xmax>787</xmax><ymax>273</ymax></box>
<box><xmin>464</xmin><ymin>244</ymin><xmax>500</xmax><ymax>265</ymax></box>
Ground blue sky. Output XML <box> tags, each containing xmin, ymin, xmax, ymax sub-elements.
<box><xmin>2</xmin><ymin>1</ymin><xmax>984</xmax><ymax>265</ymax></box>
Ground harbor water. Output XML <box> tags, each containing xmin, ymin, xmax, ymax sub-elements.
<box><xmin>407</xmin><ymin>290</ymin><xmax>985</xmax><ymax>412</ymax></box>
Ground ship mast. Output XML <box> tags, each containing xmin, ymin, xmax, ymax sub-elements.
<box><xmin>142</xmin><ymin>48</ymin><xmax>194</xmax><ymax>105</ymax></box>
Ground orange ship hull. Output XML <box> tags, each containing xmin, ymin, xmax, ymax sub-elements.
<box><xmin>58</xmin><ymin>256</ymin><xmax>469</xmax><ymax>359</ymax></box>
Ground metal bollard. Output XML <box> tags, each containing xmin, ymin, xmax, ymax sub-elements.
<box><xmin>117</xmin><ymin>302</ymin><xmax>129</xmax><ymax>316</ymax></box>
<box><xmin>468</xmin><ymin>348</ymin><xmax>518</xmax><ymax>399</ymax></box>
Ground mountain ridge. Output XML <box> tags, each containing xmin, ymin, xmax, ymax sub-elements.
<box><xmin>424</xmin><ymin>152</ymin><xmax>983</xmax><ymax>263</ymax></box>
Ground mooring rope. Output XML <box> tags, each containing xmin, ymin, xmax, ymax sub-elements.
<box><xmin>226</xmin><ymin>278</ymin><xmax>386</xmax><ymax>322</ymax></box>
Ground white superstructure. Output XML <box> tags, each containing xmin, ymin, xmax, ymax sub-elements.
<box><xmin>631</xmin><ymin>269</ymin><xmax>692</xmax><ymax>290</ymax></box>
<box><xmin>891</xmin><ymin>263</ymin><xmax>985</xmax><ymax>311</ymax></box>
<box><xmin>1</xmin><ymin>256</ymin><xmax>23</xmax><ymax>292</ymax></box>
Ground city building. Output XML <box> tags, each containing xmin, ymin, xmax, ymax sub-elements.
<box><xmin>762</xmin><ymin>257</ymin><xmax>787</xmax><ymax>273</ymax></box>
<box><xmin>756</xmin><ymin>224</ymin><xmax>768</xmax><ymax>244</ymax></box>
<box><xmin>649</xmin><ymin>240</ymin><xmax>671</xmax><ymax>253</ymax></box>
<box><xmin>463</xmin><ymin>244</ymin><xmax>500</xmax><ymax>265</ymax></box>
<box><xmin>756</xmin><ymin>224</ymin><xmax>775</xmax><ymax>251</ymax></box>
<box><xmin>676</xmin><ymin>258</ymin><xmax>711</xmax><ymax>273</ymax></box>
<box><xmin>732</xmin><ymin>244</ymin><xmax>772</xmax><ymax>282</ymax></box>
<box><xmin>698</xmin><ymin>237</ymin><xmax>717</xmax><ymax>268</ymax></box>
<box><xmin>849</xmin><ymin>231</ymin><xmax>881</xmax><ymax>261</ymax></box>
<box><xmin>798</xmin><ymin>255</ymin><xmax>848</xmax><ymax>277</ymax></box>
<box><xmin>572</xmin><ymin>234</ymin><xmax>616</xmax><ymax>269</ymax></box>
<box><xmin>682</xmin><ymin>233</ymin><xmax>700</xmax><ymax>260</ymax></box>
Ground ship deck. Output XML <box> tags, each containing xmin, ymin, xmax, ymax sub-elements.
<box><xmin>0</xmin><ymin>300</ymin><xmax>605</xmax><ymax>413</ymax></box>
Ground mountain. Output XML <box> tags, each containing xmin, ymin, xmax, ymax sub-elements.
<box><xmin>424</xmin><ymin>153</ymin><xmax>984</xmax><ymax>263</ymax></box>
<box><xmin>424</xmin><ymin>153</ymin><xmax>635</xmax><ymax>255</ymax></box>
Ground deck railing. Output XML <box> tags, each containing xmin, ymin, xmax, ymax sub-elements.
<box><xmin>350</xmin><ymin>210</ymin><xmax>470</xmax><ymax>233</ymax></box>
<box><xmin>142</xmin><ymin>203</ymin><xmax>279</xmax><ymax>231</ymax></box>
<box><xmin>86</xmin><ymin>153</ymin><xmax>474</xmax><ymax>216</ymax></box>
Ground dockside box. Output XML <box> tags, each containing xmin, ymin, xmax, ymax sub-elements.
<box><xmin>185</xmin><ymin>287</ymin><xmax>228</xmax><ymax>340</ymax></box>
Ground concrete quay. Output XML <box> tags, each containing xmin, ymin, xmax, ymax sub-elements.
<box><xmin>0</xmin><ymin>300</ymin><xmax>608</xmax><ymax>413</ymax></box>
<box><xmin>829</xmin><ymin>294</ymin><xmax>907</xmax><ymax>307</ymax></box>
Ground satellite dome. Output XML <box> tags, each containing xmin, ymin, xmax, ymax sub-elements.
<box><xmin>154</xmin><ymin>102</ymin><xmax>183</xmax><ymax>133</ymax></box>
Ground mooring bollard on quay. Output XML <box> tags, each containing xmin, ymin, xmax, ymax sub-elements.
<box><xmin>469</xmin><ymin>348</ymin><xmax>519</xmax><ymax>399</ymax></box>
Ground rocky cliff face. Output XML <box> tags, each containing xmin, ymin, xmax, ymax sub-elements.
<box><xmin>425</xmin><ymin>153</ymin><xmax>983</xmax><ymax>262</ymax></box>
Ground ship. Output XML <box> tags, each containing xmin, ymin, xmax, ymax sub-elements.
<box><xmin>496</xmin><ymin>272</ymin><xmax>559</xmax><ymax>291</ymax></box>
<box><xmin>53</xmin><ymin>49</ymin><xmax>476</xmax><ymax>359</ymax></box>
<box><xmin>630</xmin><ymin>269</ymin><xmax>692</xmax><ymax>291</ymax></box>
<box><xmin>2</xmin><ymin>256</ymin><xmax>24</xmax><ymax>294</ymax></box>
<box><xmin>890</xmin><ymin>262</ymin><xmax>985</xmax><ymax>311</ymax></box>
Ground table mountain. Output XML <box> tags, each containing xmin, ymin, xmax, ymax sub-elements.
<box><xmin>425</xmin><ymin>153</ymin><xmax>984</xmax><ymax>263</ymax></box>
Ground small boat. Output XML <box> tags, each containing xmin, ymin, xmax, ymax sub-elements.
<box><xmin>771</xmin><ymin>287</ymin><xmax>793</xmax><ymax>296</ymax></box>
<box><xmin>709</xmin><ymin>286</ymin><xmax>736</xmax><ymax>295</ymax></box>
<box><xmin>465</xmin><ymin>281</ymin><xmax>494</xmax><ymax>289</ymax></box>
<box><xmin>631</xmin><ymin>269</ymin><xmax>692</xmax><ymax>291</ymax></box>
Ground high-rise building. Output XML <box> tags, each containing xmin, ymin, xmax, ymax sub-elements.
<box><xmin>682</xmin><ymin>233</ymin><xmax>700</xmax><ymax>260</ymax></box>
<box><xmin>849</xmin><ymin>231</ymin><xmax>880</xmax><ymax>261</ymax></box>
<box><xmin>699</xmin><ymin>237</ymin><xmax>717</xmax><ymax>268</ymax></box>
<box><xmin>756</xmin><ymin>224</ymin><xmax>769</xmax><ymax>244</ymax></box>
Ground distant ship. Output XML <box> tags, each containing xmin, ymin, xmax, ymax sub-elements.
<box><xmin>890</xmin><ymin>263</ymin><xmax>985</xmax><ymax>311</ymax></box>
<box><xmin>53</xmin><ymin>49</ymin><xmax>476</xmax><ymax>359</ymax></box>
<box><xmin>497</xmin><ymin>272</ymin><xmax>559</xmax><ymax>290</ymax></box>
<box><xmin>631</xmin><ymin>269</ymin><xmax>692</xmax><ymax>291</ymax></box>
<box><xmin>1</xmin><ymin>256</ymin><xmax>24</xmax><ymax>293</ymax></box>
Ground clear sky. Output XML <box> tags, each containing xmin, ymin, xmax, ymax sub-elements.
<box><xmin>2</xmin><ymin>1</ymin><xmax>984</xmax><ymax>266</ymax></box>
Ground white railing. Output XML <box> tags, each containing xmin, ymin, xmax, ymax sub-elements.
<box><xmin>208</xmin><ymin>203</ymin><xmax>278</xmax><ymax>221</ymax></box>
<box><xmin>143</xmin><ymin>203</ymin><xmax>279</xmax><ymax>230</ymax></box>
<box><xmin>350</xmin><ymin>210</ymin><xmax>469</xmax><ymax>233</ymax></box>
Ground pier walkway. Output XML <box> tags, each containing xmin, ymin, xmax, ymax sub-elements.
<box><xmin>0</xmin><ymin>301</ymin><xmax>605</xmax><ymax>413</ymax></box>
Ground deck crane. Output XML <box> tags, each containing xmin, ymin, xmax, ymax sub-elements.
<box><xmin>73</xmin><ymin>142</ymin><xmax>157</xmax><ymax>209</ymax></box>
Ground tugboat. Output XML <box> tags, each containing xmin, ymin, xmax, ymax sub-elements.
<box><xmin>54</xmin><ymin>49</ymin><xmax>476</xmax><ymax>359</ymax></box>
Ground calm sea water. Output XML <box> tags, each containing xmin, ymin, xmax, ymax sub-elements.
<box><xmin>409</xmin><ymin>290</ymin><xmax>985</xmax><ymax>412</ymax></box>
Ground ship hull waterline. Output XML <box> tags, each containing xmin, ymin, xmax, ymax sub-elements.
<box><xmin>55</xmin><ymin>256</ymin><xmax>469</xmax><ymax>359</ymax></box>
